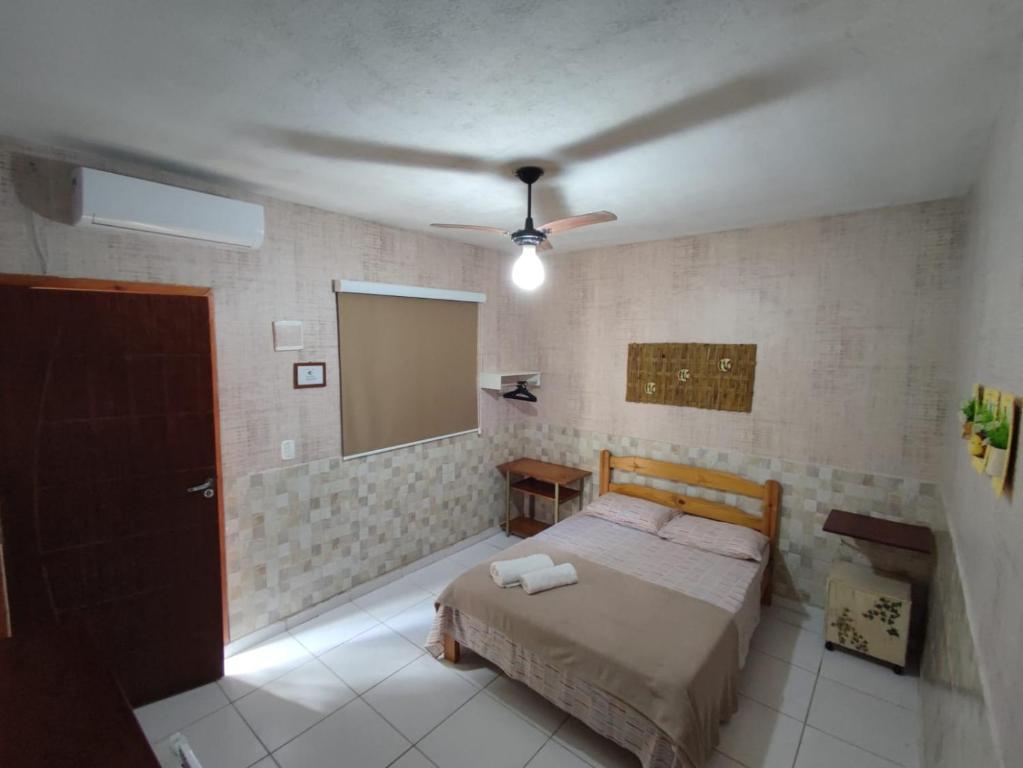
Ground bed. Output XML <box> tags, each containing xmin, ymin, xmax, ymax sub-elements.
<box><xmin>426</xmin><ymin>450</ymin><xmax>780</xmax><ymax>768</ymax></box>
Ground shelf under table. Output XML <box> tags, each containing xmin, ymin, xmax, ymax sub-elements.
<box><xmin>502</xmin><ymin>517</ymin><xmax>551</xmax><ymax>538</ymax></box>
<box><xmin>511</xmin><ymin>477</ymin><xmax>581</xmax><ymax>503</ymax></box>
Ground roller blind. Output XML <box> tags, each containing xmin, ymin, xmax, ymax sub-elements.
<box><xmin>337</xmin><ymin>287</ymin><xmax>480</xmax><ymax>458</ymax></box>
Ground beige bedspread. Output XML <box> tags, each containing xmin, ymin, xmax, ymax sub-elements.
<box><xmin>538</xmin><ymin>513</ymin><xmax>765</xmax><ymax>662</ymax></box>
<box><xmin>435</xmin><ymin>539</ymin><xmax>739</xmax><ymax>767</ymax></box>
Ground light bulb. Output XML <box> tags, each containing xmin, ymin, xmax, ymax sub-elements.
<box><xmin>511</xmin><ymin>244</ymin><xmax>545</xmax><ymax>290</ymax></box>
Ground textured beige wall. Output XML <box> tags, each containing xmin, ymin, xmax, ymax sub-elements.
<box><xmin>0</xmin><ymin>139</ymin><xmax>528</xmax><ymax>638</ymax></box>
<box><xmin>516</xmin><ymin>200</ymin><xmax>963</xmax><ymax>481</ymax></box>
<box><xmin>0</xmin><ymin>141</ymin><xmax>523</xmax><ymax>474</ymax></box>
<box><xmin>921</xmin><ymin>524</ymin><xmax>999</xmax><ymax>767</ymax></box>
<box><xmin>0</xmin><ymin>136</ymin><xmax>979</xmax><ymax>698</ymax></box>
<box><xmin>932</xmin><ymin>49</ymin><xmax>1023</xmax><ymax>768</ymax></box>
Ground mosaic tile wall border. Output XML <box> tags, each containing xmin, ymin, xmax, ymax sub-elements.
<box><xmin>519</xmin><ymin>422</ymin><xmax>941</xmax><ymax>606</ymax></box>
<box><xmin>223</xmin><ymin>418</ymin><xmax>944</xmax><ymax>640</ymax></box>
<box><xmin>223</xmin><ymin>524</ymin><xmax>504</xmax><ymax>657</ymax></box>
<box><xmin>223</xmin><ymin>424</ymin><xmax>522</xmax><ymax>639</ymax></box>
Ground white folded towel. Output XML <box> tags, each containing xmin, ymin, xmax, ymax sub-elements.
<box><xmin>490</xmin><ymin>554</ymin><xmax>555</xmax><ymax>588</ymax></box>
<box><xmin>520</xmin><ymin>563</ymin><xmax>579</xmax><ymax>595</ymax></box>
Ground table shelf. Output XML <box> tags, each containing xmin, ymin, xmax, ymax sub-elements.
<box><xmin>502</xmin><ymin>517</ymin><xmax>551</xmax><ymax>538</ymax></box>
<box><xmin>511</xmin><ymin>477</ymin><xmax>581</xmax><ymax>504</ymax></box>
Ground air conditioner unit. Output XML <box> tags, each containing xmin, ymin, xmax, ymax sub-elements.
<box><xmin>71</xmin><ymin>167</ymin><xmax>265</xmax><ymax>249</ymax></box>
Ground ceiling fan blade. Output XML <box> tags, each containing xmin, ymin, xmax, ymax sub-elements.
<box><xmin>539</xmin><ymin>211</ymin><xmax>617</xmax><ymax>234</ymax></box>
<box><xmin>430</xmin><ymin>224</ymin><xmax>508</xmax><ymax>235</ymax></box>
<box><xmin>538</xmin><ymin>239</ymin><xmax>554</xmax><ymax>252</ymax></box>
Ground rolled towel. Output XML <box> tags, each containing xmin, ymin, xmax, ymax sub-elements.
<box><xmin>520</xmin><ymin>563</ymin><xmax>578</xmax><ymax>595</ymax></box>
<box><xmin>490</xmin><ymin>554</ymin><xmax>555</xmax><ymax>588</ymax></box>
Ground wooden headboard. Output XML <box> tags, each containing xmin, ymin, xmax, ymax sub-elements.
<box><xmin>599</xmin><ymin>450</ymin><xmax>781</xmax><ymax>602</ymax></box>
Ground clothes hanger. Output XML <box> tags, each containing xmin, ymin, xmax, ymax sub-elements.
<box><xmin>503</xmin><ymin>380</ymin><xmax>537</xmax><ymax>402</ymax></box>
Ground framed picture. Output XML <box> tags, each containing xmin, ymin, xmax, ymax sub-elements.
<box><xmin>293</xmin><ymin>362</ymin><xmax>326</xmax><ymax>389</ymax></box>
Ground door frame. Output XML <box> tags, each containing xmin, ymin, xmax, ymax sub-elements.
<box><xmin>0</xmin><ymin>273</ymin><xmax>230</xmax><ymax>645</ymax></box>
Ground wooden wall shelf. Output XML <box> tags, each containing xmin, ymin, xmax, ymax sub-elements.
<box><xmin>480</xmin><ymin>371</ymin><xmax>541</xmax><ymax>392</ymax></box>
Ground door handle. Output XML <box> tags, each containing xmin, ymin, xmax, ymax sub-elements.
<box><xmin>186</xmin><ymin>478</ymin><xmax>216</xmax><ymax>499</ymax></box>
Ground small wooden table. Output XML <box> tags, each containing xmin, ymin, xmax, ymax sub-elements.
<box><xmin>497</xmin><ymin>458</ymin><xmax>591</xmax><ymax>538</ymax></box>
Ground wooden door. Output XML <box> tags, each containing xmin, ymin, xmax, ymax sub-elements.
<box><xmin>0</xmin><ymin>280</ymin><xmax>224</xmax><ymax>705</ymax></box>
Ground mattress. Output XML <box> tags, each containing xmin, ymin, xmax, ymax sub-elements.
<box><xmin>428</xmin><ymin>509</ymin><xmax>768</xmax><ymax>768</ymax></box>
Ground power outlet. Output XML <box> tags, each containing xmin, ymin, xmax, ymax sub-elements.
<box><xmin>280</xmin><ymin>439</ymin><xmax>296</xmax><ymax>461</ymax></box>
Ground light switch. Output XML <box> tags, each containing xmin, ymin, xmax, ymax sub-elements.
<box><xmin>272</xmin><ymin>320</ymin><xmax>303</xmax><ymax>351</ymax></box>
<box><xmin>281</xmin><ymin>439</ymin><xmax>295</xmax><ymax>460</ymax></box>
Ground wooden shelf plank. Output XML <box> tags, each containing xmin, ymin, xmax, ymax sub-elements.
<box><xmin>824</xmin><ymin>509</ymin><xmax>933</xmax><ymax>554</ymax></box>
<box><xmin>502</xmin><ymin>517</ymin><xmax>550</xmax><ymax>538</ymax></box>
<box><xmin>497</xmin><ymin>458</ymin><xmax>591</xmax><ymax>486</ymax></box>
<box><xmin>511</xmin><ymin>477</ymin><xmax>581</xmax><ymax>503</ymax></box>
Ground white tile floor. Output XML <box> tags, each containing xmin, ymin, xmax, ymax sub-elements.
<box><xmin>136</xmin><ymin>535</ymin><xmax>921</xmax><ymax>768</ymax></box>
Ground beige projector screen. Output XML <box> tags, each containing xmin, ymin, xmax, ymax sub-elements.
<box><xmin>338</xmin><ymin>292</ymin><xmax>478</xmax><ymax>458</ymax></box>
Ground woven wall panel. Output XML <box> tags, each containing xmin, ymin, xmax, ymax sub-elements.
<box><xmin>626</xmin><ymin>343</ymin><xmax>756</xmax><ymax>412</ymax></box>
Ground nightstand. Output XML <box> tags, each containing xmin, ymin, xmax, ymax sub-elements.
<box><xmin>825</xmin><ymin>562</ymin><xmax>911</xmax><ymax>673</ymax></box>
<box><xmin>821</xmin><ymin>508</ymin><xmax>932</xmax><ymax>674</ymax></box>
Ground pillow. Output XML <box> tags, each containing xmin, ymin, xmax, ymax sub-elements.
<box><xmin>658</xmin><ymin>515</ymin><xmax>768</xmax><ymax>561</ymax></box>
<box><xmin>584</xmin><ymin>492</ymin><xmax>677</xmax><ymax>534</ymax></box>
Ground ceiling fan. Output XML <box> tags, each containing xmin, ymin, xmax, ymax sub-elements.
<box><xmin>431</xmin><ymin>166</ymin><xmax>617</xmax><ymax>290</ymax></box>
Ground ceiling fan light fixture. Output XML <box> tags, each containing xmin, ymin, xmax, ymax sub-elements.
<box><xmin>430</xmin><ymin>165</ymin><xmax>615</xmax><ymax>290</ymax></box>
<box><xmin>512</xmin><ymin>244</ymin><xmax>545</xmax><ymax>290</ymax></box>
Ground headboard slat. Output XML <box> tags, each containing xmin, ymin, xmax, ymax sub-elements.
<box><xmin>600</xmin><ymin>450</ymin><xmax>781</xmax><ymax>544</ymax></box>
<box><xmin>608</xmin><ymin>454</ymin><xmax>764</xmax><ymax>499</ymax></box>
<box><xmin>600</xmin><ymin>450</ymin><xmax>782</xmax><ymax>606</ymax></box>
<box><xmin>607</xmin><ymin>482</ymin><xmax>764</xmax><ymax>532</ymax></box>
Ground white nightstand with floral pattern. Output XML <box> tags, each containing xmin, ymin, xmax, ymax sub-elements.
<box><xmin>825</xmin><ymin>562</ymin><xmax>911</xmax><ymax>674</ymax></box>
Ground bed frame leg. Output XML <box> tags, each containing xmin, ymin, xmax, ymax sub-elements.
<box><xmin>442</xmin><ymin>633</ymin><xmax>461</xmax><ymax>663</ymax></box>
<box><xmin>761</xmin><ymin>568</ymin><xmax>773</xmax><ymax>606</ymax></box>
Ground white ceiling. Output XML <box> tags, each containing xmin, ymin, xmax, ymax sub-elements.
<box><xmin>1</xmin><ymin>0</ymin><xmax>1021</xmax><ymax>253</ymax></box>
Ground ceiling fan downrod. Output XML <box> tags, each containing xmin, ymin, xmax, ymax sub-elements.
<box><xmin>511</xmin><ymin>166</ymin><xmax>547</xmax><ymax>248</ymax></box>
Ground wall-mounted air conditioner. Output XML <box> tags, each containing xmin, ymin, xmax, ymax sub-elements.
<box><xmin>71</xmin><ymin>167</ymin><xmax>265</xmax><ymax>249</ymax></box>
